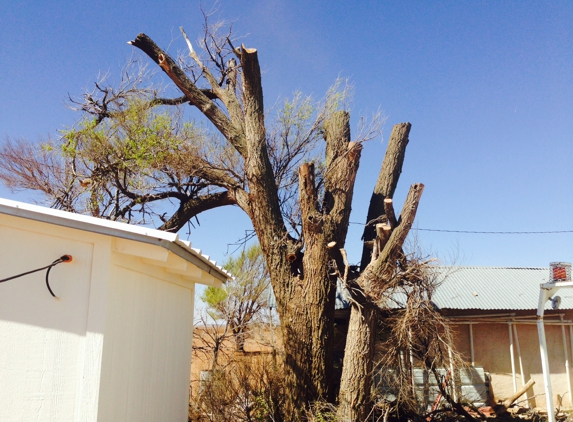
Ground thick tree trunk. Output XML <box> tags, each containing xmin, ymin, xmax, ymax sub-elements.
<box><xmin>271</xmin><ymin>112</ymin><xmax>361</xmax><ymax>418</ymax></box>
<box><xmin>337</xmin><ymin>305</ymin><xmax>377</xmax><ymax>421</ymax></box>
<box><xmin>276</xmin><ymin>270</ymin><xmax>336</xmax><ymax>415</ymax></box>
<box><xmin>337</xmin><ymin>124</ymin><xmax>416</xmax><ymax>422</ymax></box>
<box><xmin>337</xmin><ymin>184</ymin><xmax>424</xmax><ymax>421</ymax></box>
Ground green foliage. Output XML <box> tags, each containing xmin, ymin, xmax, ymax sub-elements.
<box><xmin>0</xmin><ymin>72</ymin><xmax>358</xmax><ymax>231</ymax></box>
<box><xmin>60</xmin><ymin>100</ymin><xmax>189</xmax><ymax>171</ymax></box>
<box><xmin>200</xmin><ymin>243</ymin><xmax>271</xmax><ymax>325</ymax></box>
<box><xmin>15</xmin><ymin>97</ymin><xmax>214</xmax><ymax>221</ymax></box>
<box><xmin>279</xmin><ymin>92</ymin><xmax>316</xmax><ymax>134</ymax></box>
<box><xmin>201</xmin><ymin>285</ymin><xmax>228</xmax><ymax>310</ymax></box>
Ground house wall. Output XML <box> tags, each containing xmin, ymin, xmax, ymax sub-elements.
<box><xmin>97</xmin><ymin>253</ymin><xmax>195</xmax><ymax>422</ymax></box>
<box><xmin>0</xmin><ymin>214</ymin><xmax>111</xmax><ymax>422</ymax></box>
<box><xmin>449</xmin><ymin>310</ymin><xmax>573</xmax><ymax>410</ymax></box>
<box><xmin>190</xmin><ymin>324</ymin><xmax>282</xmax><ymax>401</ymax></box>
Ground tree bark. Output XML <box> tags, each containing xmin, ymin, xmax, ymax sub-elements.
<box><xmin>337</xmin><ymin>305</ymin><xmax>377</xmax><ymax>422</ymax></box>
<box><xmin>360</xmin><ymin>123</ymin><xmax>411</xmax><ymax>270</ymax></box>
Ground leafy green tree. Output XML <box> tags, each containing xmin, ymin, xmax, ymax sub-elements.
<box><xmin>201</xmin><ymin>244</ymin><xmax>272</xmax><ymax>352</ymax></box>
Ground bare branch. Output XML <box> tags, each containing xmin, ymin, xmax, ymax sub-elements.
<box><xmin>180</xmin><ymin>26</ymin><xmax>244</xmax><ymax>127</ymax></box>
<box><xmin>129</xmin><ymin>33</ymin><xmax>247</xmax><ymax>156</ymax></box>
<box><xmin>0</xmin><ymin>138</ymin><xmax>80</xmax><ymax>212</ymax></box>
<box><xmin>360</xmin><ymin>183</ymin><xmax>425</xmax><ymax>300</ymax></box>
<box><xmin>160</xmin><ymin>191</ymin><xmax>236</xmax><ymax>232</ymax></box>
<box><xmin>383</xmin><ymin>197</ymin><xmax>398</xmax><ymax>229</ymax></box>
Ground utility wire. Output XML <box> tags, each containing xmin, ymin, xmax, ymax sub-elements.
<box><xmin>348</xmin><ymin>221</ymin><xmax>573</xmax><ymax>235</ymax></box>
<box><xmin>416</xmin><ymin>229</ymin><xmax>573</xmax><ymax>235</ymax></box>
<box><xmin>0</xmin><ymin>255</ymin><xmax>72</xmax><ymax>298</ymax></box>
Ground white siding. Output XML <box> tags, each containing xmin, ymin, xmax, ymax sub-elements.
<box><xmin>0</xmin><ymin>201</ymin><xmax>210</xmax><ymax>422</ymax></box>
<box><xmin>0</xmin><ymin>220</ymin><xmax>95</xmax><ymax>421</ymax></box>
<box><xmin>97</xmin><ymin>258</ymin><xmax>194</xmax><ymax>422</ymax></box>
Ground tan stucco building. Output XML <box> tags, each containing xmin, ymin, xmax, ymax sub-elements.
<box><xmin>433</xmin><ymin>266</ymin><xmax>573</xmax><ymax>410</ymax></box>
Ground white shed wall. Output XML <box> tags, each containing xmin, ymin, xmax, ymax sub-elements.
<box><xmin>0</xmin><ymin>202</ymin><xmax>211</xmax><ymax>422</ymax></box>
<box><xmin>97</xmin><ymin>254</ymin><xmax>195</xmax><ymax>422</ymax></box>
<box><xmin>0</xmin><ymin>216</ymin><xmax>106</xmax><ymax>422</ymax></box>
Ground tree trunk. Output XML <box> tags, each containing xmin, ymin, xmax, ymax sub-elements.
<box><xmin>277</xmin><ymin>271</ymin><xmax>337</xmax><ymax>415</ymax></box>
<box><xmin>337</xmin><ymin>305</ymin><xmax>377</xmax><ymax>421</ymax></box>
<box><xmin>270</xmin><ymin>112</ymin><xmax>361</xmax><ymax>418</ymax></box>
<box><xmin>337</xmin><ymin>124</ymin><xmax>416</xmax><ymax>421</ymax></box>
<box><xmin>337</xmin><ymin>183</ymin><xmax>424</xmax><ymax>421</ymax></box>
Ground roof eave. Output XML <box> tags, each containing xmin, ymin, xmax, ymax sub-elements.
<box><xmin>0</xmin><ymin>198</ymin><xmax>230</xmax><ymax>283</ymax></box>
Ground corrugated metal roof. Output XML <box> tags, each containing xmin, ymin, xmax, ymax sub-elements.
<box><xmin>0</xmin><ymin>198</ymin><xmax>231</xmax><ymax>283</ymax></box>
<box><xmin>336</xmin><ymin>266</ymin><xmax>572</xmax><ymax>311</ymax></box>
<box><xmin>430</xmin><ymin>266</ymin><xmax>568</xmax><ymax>310</ymax></box>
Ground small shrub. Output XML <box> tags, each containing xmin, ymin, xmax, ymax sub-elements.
<box><xmin>189</xmin><ymin>353</ymin><xmax>283</xmax><ymax>422</ymax></box>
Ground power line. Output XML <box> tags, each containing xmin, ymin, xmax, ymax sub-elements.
<box><xmin>416</xmin><ymin>229</ymin><xmax>573</xmax><ymax>235</ymax></box>
<box><xmin>348</xmin><ymin>221</ymin><xmax>573</xmax><ymax>235</ymax></box>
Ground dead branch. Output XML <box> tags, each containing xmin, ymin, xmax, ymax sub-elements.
<box><xmin>501</xmin><ymin>379</ymin><xmax>535</xmax><ymax>409</ymax></box>
<box><xmin>180</xmin><ymin>26</ymin><xmax>244</xmax><ymax>126</ymax></box>
<box><xmin>327</xmin><ymin>241</ymin><xmax>346</xmax><ymax>279</ymax></box>
<box><xmin>129</xmin><ymin>34</ymin><xmax>247</xmax><ymax>156</ymax></box>
<box><xmin>359</xmin><ymin>183</ymin><xmax>424</xmax><ymax>300</ymax></box>
<box><xmin>373</xmin><ymin>223</ymin><xmax>392</xmax><ymax>261</ymax></box>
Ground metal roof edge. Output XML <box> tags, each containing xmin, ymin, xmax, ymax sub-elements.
<box><xmin>0</xmin><ymin>198</ymin><xmax>230</xmax><ymax>283</ymax></box>
<box><xmin>160</xmin><ymin>239</ymin><xmax>230</xmax><ymax>282</ymax></box>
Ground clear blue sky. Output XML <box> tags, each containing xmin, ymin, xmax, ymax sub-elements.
<box><xmin>1</xmin><ymin>1</ymin><xmax>572</xmax><ymax>269</ymax></box>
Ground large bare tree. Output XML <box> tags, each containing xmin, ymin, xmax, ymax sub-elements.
<box><xmin>0</xmin><ymin>20</ymin><xmax>425</xmax><ymax>420</ymax></box>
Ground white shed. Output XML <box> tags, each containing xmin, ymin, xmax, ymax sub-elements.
<box><xmin>0</xmin><ymin>198</ymin><xmax>230</xmax><ymax>422</ymax></box>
